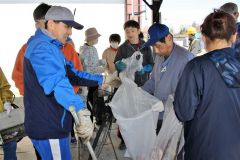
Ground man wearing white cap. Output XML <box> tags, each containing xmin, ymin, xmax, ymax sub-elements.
<box><xmin>23</xmin><ymin>6</ymin><xmax>103</xmax><ymax>159</ymax></box>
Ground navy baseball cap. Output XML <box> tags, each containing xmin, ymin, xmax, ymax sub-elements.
<box><xmin>145</xmin><ymin>23</ymin><xmax>170</xmax><ymax>46</ymax></box>
<box><xmin>45</xmin><ymin>6</ymin><xmax>84</xmax><ymax>30</ymax></box>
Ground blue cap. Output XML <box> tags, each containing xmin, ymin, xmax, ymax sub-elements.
<box><xmin>145</xmin><ymin>23</ymin><xmax>170</xmax><ymax>46</ymax></box>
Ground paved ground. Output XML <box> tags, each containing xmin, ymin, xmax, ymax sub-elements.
<box><xmin>0</xmin><ymin>124</ymin><xmax>131</xmax><ymax>160</ymax></box>
<box><xmin>0</xmin><ymin>97</ymin><xmax>132</xmax><ymax>160</ymax></box>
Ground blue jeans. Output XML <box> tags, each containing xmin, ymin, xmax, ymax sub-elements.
<box><xmin>3</xmin><ymin>141</ymin><xmax>17</xmax><ymax>160</ymax></box>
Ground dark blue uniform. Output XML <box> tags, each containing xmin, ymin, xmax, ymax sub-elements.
<box><xmin>174</xmin><ymin>48</ymin><xmax>240</xmax><ymax>160</ymax></box>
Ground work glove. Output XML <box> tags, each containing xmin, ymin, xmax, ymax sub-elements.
<box><xmin>143</xmin><ymin>64</ymin><xmax>153</xmax><ymax>73</ymax></box>
<box><xmin>4</xmin><ymin>102</ymin><xmax>12</xmax><ymax>116</ymax></box>
<box><xmin>115</xmin><ymin>60</ymin><xmax>126</xmax><ymax>71</ymax></box>
<box><xmin>75</xmin><ymin>109</ymin><xmax>94</xmax><ymax>143</ymax></box>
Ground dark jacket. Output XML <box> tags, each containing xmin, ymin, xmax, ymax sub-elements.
<box><xmin>234</xmin><ymin>22</ymin><xmax>240</xmax><ymax>60</ymax></box>
<box><xmin>114</xmin><ymin>39</ymin><xmax>154</xmax><ymax>86</ymax></box>
<box><xmin>174</xmin><ymin>48</ymin><xmax>240</xmax><ymax>160</ymax></box>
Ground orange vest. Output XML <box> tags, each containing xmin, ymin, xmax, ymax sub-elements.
<box><xmin>12</xmin><ymin>42</ymin><xmax>82</xmax><ymax>95</ymax></box>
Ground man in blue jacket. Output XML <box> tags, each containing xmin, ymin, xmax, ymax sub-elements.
<box><xmin>23</xmin><ymin>5</ymin><xmax>103</xmax><ymax>159</ymax></box>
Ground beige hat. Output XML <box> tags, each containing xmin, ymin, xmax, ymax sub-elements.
<box><xmin>85</xmin><ymin>27</ymin><xmax>101</xmax><ymax>42</ymax></box>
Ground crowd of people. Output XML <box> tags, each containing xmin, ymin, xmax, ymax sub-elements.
<box><xmin>0</xmin><ymin>1</ymin><xmax>239</xmax><ymax>160</ymax></box>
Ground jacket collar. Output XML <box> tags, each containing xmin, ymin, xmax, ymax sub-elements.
<box><xmin>27</xmin><ymin>28</ymin><xmax>63</xmax><ymax>49</ymax></box>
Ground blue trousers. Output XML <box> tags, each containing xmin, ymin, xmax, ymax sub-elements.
<box><xmin>3</xmin><ymin>141</ymin><xmax>17</xmax><ymax>160</ymax></box>
<box><xmin>31</xmin><ymin>137</ymin><xmax>71</xmax><ymax>160</ymax></box>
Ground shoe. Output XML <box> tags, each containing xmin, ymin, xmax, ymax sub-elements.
<box><xmin>118</xmin><ymin>141</ymin><xmax>126</xmax><ymax>150</ymax></box>
<box><xmin>71</xmin><ymin>136</ymin><xmax>77</xmax><ymax>144</ymax></box>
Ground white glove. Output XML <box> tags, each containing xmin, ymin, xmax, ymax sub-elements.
<box><xmin>75</xmin><ymin>109</ymin><xmax>94</xmax><ymax>143</ymax></box>
<box><xmin>4</xmin><ymin>102</ymin><xmax>12</xmax><ymax>116</ymax></box>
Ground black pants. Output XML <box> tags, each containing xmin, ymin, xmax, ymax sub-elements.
<box><xmin>117</xmin><ymin>127</ymin><xmax>124</xmax><ymax>142</ymax></box>
<box><xmin>71</xmin><ymin>118</ymin><xmax>75</xmax><ymax>138</ymax></box>
<box><xmin>87</xmin><ymin>86</ymin><xmax>106</xmax><ymax>125</ymax></box>
<box><xmin>87</xmin><ymin>86</ymin><xmax>98</xmax><ymax>121</ymax></box>
<box><xmin>156</xmin><ymin>119</ymin><xmax>163</xmax><ymax>135</ymax></box>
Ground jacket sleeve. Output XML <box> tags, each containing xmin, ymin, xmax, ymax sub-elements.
<box><xmin>65</xmin><ymin>61</ymin><xmax>102</xmax><ymax>87</ymax></box>
<box><xmin>62</xmin><ymin>43</ymin><xmax>83</xmax><ymax>92</ymax></box>
<box><xmin>0</xmin><ymin>67</ymin><xmax>13</xmax><ymax>104</ymax></box>
<box><xmin>114</xmin><ymin>46</ymin><xmax>123</xmax><ymax>64</ymax></box>
<box><xmin>114</xmin><ymin>46</ymin><xmax>124</xmax><ymax>73</ymax></box>
<box><xmin>28</xmin><ymin>43</ymin><xmax>85</xmax><ymax>112</ymax></box>
<box><xmin>173</xmin><ymin>60</ymin><xmax>202</xmax><ymax>122</ymax></box>
<box><xmin>12</xmin><ymin>44</ymin><xmax>27</xmax><ymax>96</ymax></box>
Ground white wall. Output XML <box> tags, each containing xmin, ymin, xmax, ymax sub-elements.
<box><xmin>0</xmin><ymin>3</ymin><xmax>125</xmax><ymax>95</ymax></box>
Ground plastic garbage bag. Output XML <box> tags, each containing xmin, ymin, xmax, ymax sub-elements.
<box><xmin>119</xmin><ymin>51</ymin><xmax>143</xmax><ymax>81</ymax></box>
<box><xmin>107</xmin><ymin>51</ymin><xmax>143</xmax><ymax>88</ymax></box>
<box><xmin>109</xmin><ymin>77</ymin><xmax>164</xmax><ymax>160</ymax></box>
<box><xmin>149</xmin><ymin>95</ymin><xmax>184</xmax><ymax>160</ymax></box>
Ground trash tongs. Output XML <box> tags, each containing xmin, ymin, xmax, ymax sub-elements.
<box><xmin>69</xmin><ymin>106</ymin><xmax>97</xmax><ymax>160</ymax></box>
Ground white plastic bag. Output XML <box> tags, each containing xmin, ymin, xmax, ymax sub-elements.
<box><xmin>107</xmin><ymin>51</ymin><xmax>143</xmax><ymax>88</ymax></box>
<box><xmin>149</xmin><ymin>95</ymin><xmax>184</xmax><ymax>160</ymax></box>
<box><xmin>109</xmin><ymin>78</ymin><xmax>164</xmax><ymax>160</ymax></box>
<box><xmin>120</xmin><ymin>51</ymin><xmax>143</xmax><ymax>81</ymax></box>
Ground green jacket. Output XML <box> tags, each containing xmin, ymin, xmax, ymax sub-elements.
<box><xmin>0</xmin><ymin>67</ymin><xmax>13</xmax><ymax>112</ymax></box>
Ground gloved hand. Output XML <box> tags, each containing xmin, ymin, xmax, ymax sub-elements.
<box><xmin>115</xmin><ymin>60</ymin><xmax>126</xmax><ymax>71</ymax></box>
<box><xmin>4</xmin><ymin>102</ymin><xmax>12</xmax><ymax>116</ymax></box>
<box><xmin>136</xmin><ymin>68</ymin><xmax>145</xmax><ymax>75</ymax></box>
<box><xmin>143</xmin><ymin>64</ymin><xmax>153</xmax><ymax>73</ymax></box>
<box><xmin>75</xmin><ymin>109</ymin><xmax>94</xmax><ymax>143</ymax></box>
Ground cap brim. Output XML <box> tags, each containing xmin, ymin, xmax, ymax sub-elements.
<box><xmin>144</xmin><ymin>39</ymin><xmax>155</xmax><ymax>47</ymax></box>
<box><xmin>62</xmin><ymin>20</ymin><xmax>84</xmax><ymax>30</ymax></box>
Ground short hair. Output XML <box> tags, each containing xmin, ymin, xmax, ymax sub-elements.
<box><xmin>201</xmin><ymin>10</ymin><xmax>236</xmax><ymax>41</ymax></box>
<box><xmin>109</xmin><ymin>34</ymin><xmax>121</xmax><ymax>43</ymax></box>
<box><xmin>220</xmin><ymin>2</ymin><xmax>238</xmax><ymax>15</ymax></box>
<box><xmin>124</xmin><ymin>20</ymin><xmax>140</xmax><ymax>29</ymax></box>
<box><xmin>33</xmin><ymin>3</ymin><xmax>51</xmax><ymax>21</ymax></box>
